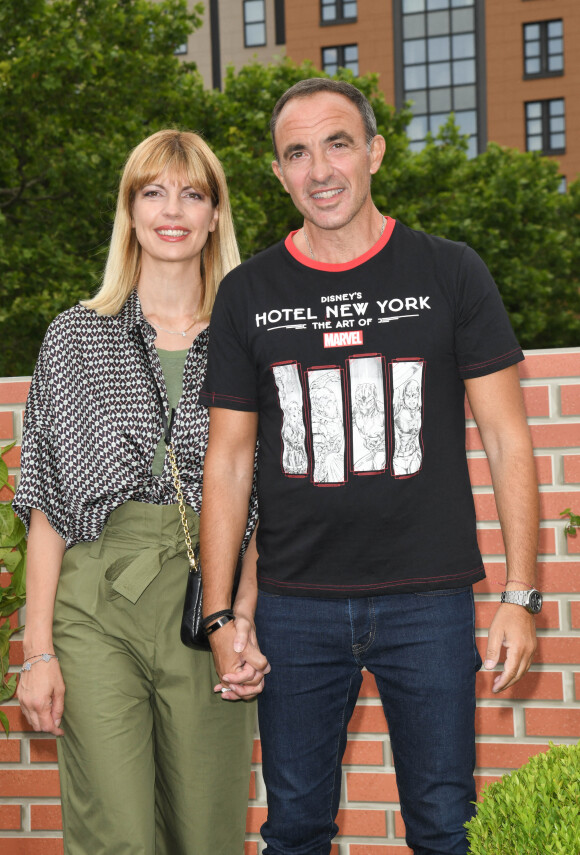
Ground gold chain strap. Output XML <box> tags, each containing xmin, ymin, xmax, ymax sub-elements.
<box><xmin>167</xmin><ymin>443</ymin><xmax>198</xmax><ymax>572</ymax></box>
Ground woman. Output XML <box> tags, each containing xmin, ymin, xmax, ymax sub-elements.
<box><xmin>14</xmin><ymin>129</ymin><xmax>264</xmax><ymax>855</ymax></box>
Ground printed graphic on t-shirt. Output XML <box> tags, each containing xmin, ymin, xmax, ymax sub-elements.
<box><xmin>271</xmin><ymin>355</ymin><xmax>425</xmax><ymax>485</ymax></box>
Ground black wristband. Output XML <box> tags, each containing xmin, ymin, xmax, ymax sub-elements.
<box><xmin>205</xmin><ymin>614</ymin><xmax>236</xmax><ymax>635</ymax></box>
<box><xmin>202</xmin><ymin>608</ymin><xmax>235</xmax><ymax>628</ymax></box>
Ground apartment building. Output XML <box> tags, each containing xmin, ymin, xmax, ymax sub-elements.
<box><xmin>180</xmin><ymin>0</ymin><xmax>579</xmax><ymax>183</ymax></box>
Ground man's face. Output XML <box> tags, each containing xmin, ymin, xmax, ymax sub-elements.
<box><xmin>272</xmin><ymin>92</ymin><xmax>385</xmax><ymax>233</ymax></box>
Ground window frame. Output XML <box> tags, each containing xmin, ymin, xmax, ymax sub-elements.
<box><xmin>321</xmin><ymin>43</ymin><xmax>359</xmax><ymax>76</ymax></box>
<box><xmin>243</xmin><ymin>0</ymin><xmax>267</xmax><ymax>49</ymax></box>
<box><xmin>523</xmin><ymin>19</ymin><xmax>564</xmax><ymax>79</ymax></box>
<box><xmin>525</xmin><ymin>98</ymin><xmax>566</xmax><ymax>156</ymax></box>
<box><xmin>320</xmin><ymin>0</ymin><xmax>358</xmax><ymax>26</ymax></box>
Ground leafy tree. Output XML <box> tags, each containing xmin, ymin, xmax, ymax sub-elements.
<box><xmin>0</xmin><ymin>0</ymin><xmax>203</xmax><ymax>375</ymax></box>
<box><xmin>1</xmin><ymin>31</ymin><xmax>579</xmax><ymax>374</ymax></box>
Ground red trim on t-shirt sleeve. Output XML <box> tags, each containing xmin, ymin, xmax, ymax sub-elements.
<box><xmin>284</xmin><ymin>216</ymin><xmax>396</xmax><ymax>272</ymax></box>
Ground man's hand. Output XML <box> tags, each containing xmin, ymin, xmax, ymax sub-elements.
<box><xmin>484</xmin><ymin>603</ymin><xmax>537</xmax><ymax>693</ymax></box>
<box><xmin>210</xmin><ymin>618</ymin><xmax>270</xmax><ymax>701</ymax></box>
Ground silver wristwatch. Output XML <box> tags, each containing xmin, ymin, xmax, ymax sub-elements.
<box><xmin>500</xmin><ymin>588</ymin><xmax>543</xmax><ymax>614</ymax></box>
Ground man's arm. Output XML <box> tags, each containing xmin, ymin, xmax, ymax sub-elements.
<box><xmin>464</xmin><ymin>364</ymin><xmax>539</xmax><ymax>694</ymax></box>
<box><xmin>200</xmin><ymin>407</ymin><xmax>268</xmax><ymax>697</ymax></box>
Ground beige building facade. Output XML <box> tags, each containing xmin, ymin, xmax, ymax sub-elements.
<box><xmin>179</xmin><ymin>0</ymin><xmax>285</xmax><ymax>89</ymax></box>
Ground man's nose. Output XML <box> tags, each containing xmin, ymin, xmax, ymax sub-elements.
<box><xmin>309</xmin><ymin>150</ymin><xmax>334</xmax><ymax>184</ymax></box>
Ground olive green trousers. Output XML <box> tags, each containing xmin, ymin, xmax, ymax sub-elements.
<box><xmin>53</xmin><ymin>501</ymin><xmax>255</xmax><ymax>855</ymax></box>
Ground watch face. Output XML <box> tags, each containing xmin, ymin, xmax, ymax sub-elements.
<box><xmin>529</xmin><ymin>590</ymin><xmax>543</xmax><ymax>614</ymax></box>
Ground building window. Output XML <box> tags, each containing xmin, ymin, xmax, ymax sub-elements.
<box><xmin>525</xmin><ymin>99</ymin><xmax>565</xmax><ymax>154</ymax></box>
<box><xmin>244</xmin><ymin>0</ymin><xmax>266</xmax><ymax>47</ymax></box>
<box><xmin>322</xmin><ymin>44</ymin><xmax>359</xmax><ymax>76</ymax></box>
<box><xmin>174</xmin><ymin>43</ymin><xmax>188</xmax><ymax>55</ymax></box>
<box><xmin>321</xmin><ymin>0</ymin><xmax>357</xmax><ymax>24</ymax></box>
<box><xmin>523</xmin><ymin>20</ymin><xmax>563</xmax><ymax>77</ymax></box>
<box><xmin>275</xmin><ymin>0</ymin><xmax>285</xmax><ymax>45</ymax></box>
<box><xmin>400</xmin><ymin>0</ymin><xmax>479</xmax><ymax>157</ymax></box>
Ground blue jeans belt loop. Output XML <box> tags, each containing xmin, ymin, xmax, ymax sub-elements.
<box><xmin>104</xmin><ymin>531</ymin><xmax>187</xmax><ymax>604</ymax></box>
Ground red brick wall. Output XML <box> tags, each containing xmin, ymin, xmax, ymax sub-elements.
<box><xmin>1</xmin><ymin>348</ymin><xmax>579</xmax><ymax>853</ymax></box>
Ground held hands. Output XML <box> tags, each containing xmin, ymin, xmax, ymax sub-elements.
<box><xmin>484</xmin><ymin>603</ymin><xmax>537</xmax><ymax>693</ymax></box>
<box><xmin>210</xmin><ymin>615</ymin><xmax>270</xmax><ymax>701</ymax></box>
<box><xmin>17</xmin><ymin>657</ymin><xmax>65</xmax><ymax>736</ymax></box>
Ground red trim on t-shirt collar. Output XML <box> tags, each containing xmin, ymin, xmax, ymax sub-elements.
<box><xmin>284</xmin><ymin>216</ymin><xmax>396</xmax><ymax>272</ymax></box>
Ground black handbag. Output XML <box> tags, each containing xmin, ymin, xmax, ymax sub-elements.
<box><xmin>136</xmin><ymin>326</ymin><xmax>209</xmax><ymax>650</ymax></box>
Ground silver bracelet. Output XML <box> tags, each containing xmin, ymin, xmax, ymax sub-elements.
<box><xmin>20</xmin><ymin>653</ymin><xmax>59</xmax><ymax>673</ymax></box>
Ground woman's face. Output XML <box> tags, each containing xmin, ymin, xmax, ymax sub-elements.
<box><xmin>131</xmin><ymin>169</ymin><xmax>218</xmax><ymax>270</ymax></box>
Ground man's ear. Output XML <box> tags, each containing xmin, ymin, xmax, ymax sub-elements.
<box><xmin>369</xmin><ymin>135</ymin><xmax>386</xmax><ymax>175</ymax></box>
<box><xmin>272</xmin><ymin>160</ymin><xmax>289</xmax><ymax>193</ymax></box>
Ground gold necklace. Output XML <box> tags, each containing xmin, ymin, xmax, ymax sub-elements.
<box><xmin>303</xmin><ymin>215</ymin><xmax>386</xmax><ymax>260</ymax></box>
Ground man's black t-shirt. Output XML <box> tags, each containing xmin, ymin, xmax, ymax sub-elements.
<box><xmin>201</xmin><ymin>219</ymin><xmax>523</xmax><ymax>597</ymax></box>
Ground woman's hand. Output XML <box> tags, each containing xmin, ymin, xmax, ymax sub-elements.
<box><xmin>17</xmin><ymin>657</ymin><xmax>65</xmax><ymax>736</ymax></box>
<box><xmin>212</xmin><ymin>613</ymin><xmax>270</xmax><ymax>701</ymax></box>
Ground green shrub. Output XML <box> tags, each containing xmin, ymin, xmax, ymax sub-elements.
<box><xmin>466</xmin><ymin>742</ymin><xmax>580</xmax><ymax>854</ymax></box>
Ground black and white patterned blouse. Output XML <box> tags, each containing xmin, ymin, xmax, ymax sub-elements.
<box><xmin>14</xmin><ymin>290</ymin><xmax>255</xmax><ymax>550</ymax></box>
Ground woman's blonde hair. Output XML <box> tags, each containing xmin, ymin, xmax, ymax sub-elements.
<box><xmin>83</xmin><ymin>129</ymin><xmax>240</xmax><ymax>318</ymax></box>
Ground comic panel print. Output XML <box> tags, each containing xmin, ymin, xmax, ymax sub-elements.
<box><xmin>306</xmin><ymin>367</ymin><xmax>346</xmax><ymax>486</ymax></box>
<box><xmin>273</xmin><ymin>362</ymin><xmax>309</xmax><ymax>476</ymax></box>
<box><xmin>390</xmin><ymin>359</ymin><xmax>425</xmax><ymax>479</ymax></box>
<box><xmin>347</xmin><ymin>355</ymin><xmax>387</xmax><ymax>474</ymax></box>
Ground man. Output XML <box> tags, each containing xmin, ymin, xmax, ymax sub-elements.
<box><xmin>199</xmin><ymin>79</ymin><xmax>540</xmax><ymax>855</ymax></box>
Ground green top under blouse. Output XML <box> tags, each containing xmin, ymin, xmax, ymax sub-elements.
<box><xmin>152</xmin><ymin>348</ymin><xmax>188</xmax><ymax>476</ymax></box>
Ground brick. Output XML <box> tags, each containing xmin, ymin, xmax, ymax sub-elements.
<box><xmin>476</xmin><ymin>670</ymin><xmax>563</xmax><ymax>700</ymax></box>
<box><xmin>0</xmin><ymin>842</ymin><xmax>63</xmax><ymax>855</ymax></box>
<box><xmin>561</xmin><ymin>385</ymin><xmax>580</xmax><ymax>416</ymax></box>
<box><xmin>10</xmin><ymin>639</ymin><xmax>24</xmax><ymax>666</ymax></box>
<box><xmin>519</xmin><ymin>352</ymin><xmax>580</xmax><ymax>379</ymax></box>
<box><xmin>468</xmin><ymin>454</ymin><xmax>552</xmax><ymax>486</ymax></box>
<box><xmin>534</xmin><ymin>637</ymin><xmax>580</xmax><ymax>664</ymax></box>
<box><xmin>536</xmin><ymin>562</ymin><xmax>580</xmax><ymax>593</ymax></box>
<box><xmin>465</xmin><ymin>385</ymin><xmax>549</xmax><ymax>419</ymax></box>
<box><xmin>343</xmin><ymin>740</ymin><xmax>385</xmax><ymax>766</ymax></box>
<box><xmin>475</xmin><ymin>600</ymin><xmax>559</xmax><ymax>630</ymax></box>
<box><xmin>575</xmin><ymin>673</ymin><xmax>580</xmax><ymax>700</ymax></box>
<box><xmin>563</xmin><ymin>455</ymin><xmax>580</xmax><ymax>484</ymax></box>
<box><xmin>360</xmin><ymin>670</ymin><xmax>379</xmax><ymax>698</ymax></box>
<box><xmin>0</xmin><ymin>769</ymin><xmax>60</xmax><ymax>797</ymax></box>
<box><xmin>539</xmin><ymin>491</ymin><xmax>580</xmax><ymax>520</ymax></box>
<box><xmin>346</xmin><ymin>772</ymin><xmax>399</xmax><ymax>803</ymax></box>
<box><xmin>0</xmin><ymin>473</ymin><xmax>16</xmax><ymax>501</ymax></box>
<box><xmin>246</xmin><ymin>806</ymin><xmax>268</xmax><ymax>834</ymax></box>
<box><xmin>251</xmin><ymin>738</ymin><xmax>261</xmax><ymax>763</ymax></box>
<box><xmin>476</xmin><ymin>742</ymin><xmax>550</xmax><ymax>769</ymax></box>
<box><xmin>475</xmin><ymin>706</ymin><xmax>514</xmax><ymax>735</ymax></box>
<box><xmin>475</xmin><ymin>774</ymin><xmax>502</xmax><ymax>797</ymax></box>
<box><xmin>529</xmin><ymin>424</ymin><xmax>580</xmax><ymax>449</ymax></box>
<box><xmin>351</xmin><ymin>846</ymin><xmax>412</xmax><ymax>855</ymax></box>
<box><xmin>248</xmin><ymin>770</ymin><xmax>256</xmax><ymax>800</ymax></box>
<box><xmin>0</xmin><ymin>804</ymin><xmax>21</xmax><ymax>830</ymax></box>
<box><xmin>244</xmin><ymin>843</ymin><xmax>259</xmax><ymax>855</ymax></box>
<box><xmin>0</xmin><ymin>381</ymin><xmax>30</xmax><ymax>405</ymax></box>
<box><xmin>571</xmin><ymin>601</ymin><xmax>580</xmax><ymax>629</ymax></box>
<box><xmin>567</xmin><ymin>532</ymin><xmax>580</xmax><ymax>554</ymax></box>
<box><xmin>526</xmin><ymin>708</ymin><xmax>580</xmax><ymax>737</ymax></box>
<box><xmin>30</xmin><ymin>739</ymin><xmax>59</xmax><ymax>763</ymax></box>
<box><xmin>31</xmin><ymin>804</ymin><xmax>62</xmax><ymax>831</ymax></box>
<box><xmin>1</xmin><ymin>444</ymin><xmax>20</xmax><ymax>466</ymax></box>
<box><xmin>0</xmin><ymin>739</ymin><xmax>21</xmax><ymax>762</ymax></box>
<box><xmin>336</xmin><ymin>808</ymin><xmax>387</xmax><ymax>837</ymax></box>
<box><xmin>0</xmin><ymin>705</ymin><xmax>34</xmax><ymax>732</ymax></box>
<box><xmin>474</xmin><ymin>494</ymin><xmax>498</xmax><ymax>521</ymax></box>
<box><xmin>476</xmin><ymin>527</ymin><xmax>555</xmax><ymax>555</ymax></box>
<box><xmin>0</xmin><ymin>411</ymin><xmax>14</xmax><ymax>439</ymax></box>
<box><xmin>348</xmin><ymin>705</ymin><xmax>388</xmax><ymax>733</ymax></box>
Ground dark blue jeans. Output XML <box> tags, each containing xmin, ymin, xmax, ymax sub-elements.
<box><xmin>255</xmin><ymin>587</ymin><xmax>481</xmax><ymax>855</ymax></box>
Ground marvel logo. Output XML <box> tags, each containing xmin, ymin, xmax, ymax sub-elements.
<box><xmin>323</xmin><ymin>330</ymin><xmax>364</xmax><ymax>348</ymax></box>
